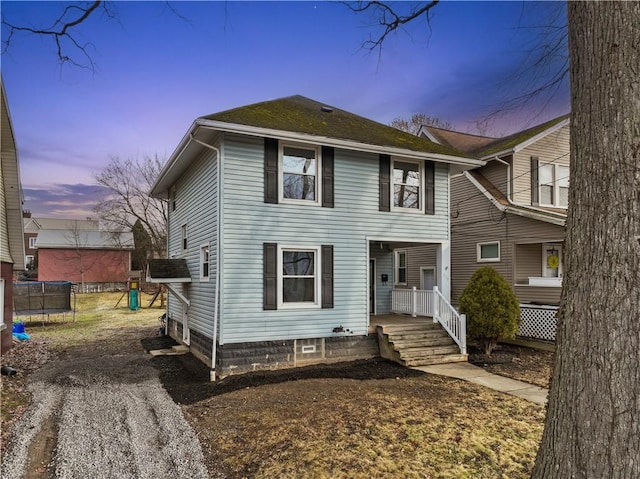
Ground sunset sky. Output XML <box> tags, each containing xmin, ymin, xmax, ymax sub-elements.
<box><xmin>1</xmin><ymin>1</ymin><xmax>569</xmax><ymax>218</ymax></box>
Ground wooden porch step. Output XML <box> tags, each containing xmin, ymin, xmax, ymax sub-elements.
<box><xmin>377</xmin><ymin>322</ymin><xmax>466</xmax><ymax>367</ymax></box>
<box><xmin>404</xmin><ymin>353</ymin><xmax>468</xmax><ymax>367</ymax></box>
<box><xmin>380</xmin><ymin>322</ymin><xmax>441</xmax><ymax>334</ymax></box>
<box><xmin>390</xmin><ymin>337</ymin><xmax>456</xmax><ymax>349</ymax></box>
<box><xmin>386</xmin><ymin>330</ymin><xmax>451</xmax><ymax>342</ymax></box>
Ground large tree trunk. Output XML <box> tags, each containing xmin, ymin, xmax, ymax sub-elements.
<box><xmin>532</xmin><ymin>2</ymin><xmax>640</xmax><ymax>478</ymax></box>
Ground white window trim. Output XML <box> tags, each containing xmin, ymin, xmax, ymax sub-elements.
<box><xmin>477</xmin><ymin>241</ymin><xmax>501</xmax><ymax>262</ymax></box>
<box><xmin>200</xmin><ymin>243</ymin><xmax>210</xmax><ymax>282</ymax></box>
<box><xmin>394</xmin><ymin>250</ymin><xmax>408</xmax><ymax>286</ymax></box>
<box><xmin>391</xmin><ymin>158</ymin><xmax>424</xmax><ymax>213</ymax></box>
<box><xmin>279</xmin><ymin>142</ymin><xmax>322</xmax><ymax>205</ymax></box>
<box><xmin>538</xmin><ymin>163</ymin><xmax>569</xmax><ymax>208</ymax></box>
<box><xmin>277</xmin><ymin>245</ymin><xmax>321</xmax><ymax>309</ymax></box>
<box><xmin>28</xmin><ymin>237</ymin><xmax>37</xmax><ymax>248</ymax></box>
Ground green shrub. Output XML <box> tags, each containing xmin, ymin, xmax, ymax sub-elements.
<box><xmin>459</xmin><ymin>266</ymin><xmax>520</xmax><ymax>355</ymax></box>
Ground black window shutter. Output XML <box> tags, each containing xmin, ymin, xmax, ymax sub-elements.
<box><xmin>264</xmin><ymin>138</ymin><xmax>279</xmax><ymax>204</ymax></box>
<box><xmin>263</xmin><ymin>243</ymin><xmax>277</xmax><ymax>310</ymax></box>
<box><xmin>321</xmin><ymin>146</ymin><xmax>334</xmax><ymax>208</ymax></box>
<box><xmin>425</xmin><ymin>160</ymin><xmax>435</xmax><ymax>215</ymax></box>
<box><xmin>379</xmin><ymin>154</ymin><xmax>391</xmax><ymax>212</ymax></box>
<box><xmin>321</xmin><ymin>245</ymin><xmax>334</xmax><ymax>309</ymax></box>
<box><xmin>531</xmin><ymin>156</ymin><xmax>539</xmax><ymax>205</ymax></box>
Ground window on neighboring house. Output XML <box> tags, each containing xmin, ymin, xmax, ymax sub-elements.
<box><xmin>543</xmin><ymin>243</ymin><xmax>563</xmax><ymax>278</ymax></box>
<box><xmin>395</xmin><ymin>250</ymin><xmax>407</xmax><ymax>285</ymax></box>
<box><xmin>200</xmin><ymin>244</ymin><xmax>209</xmax><ymax>281</ymax></box>
<box><xmin>477</xmin><ymin>241</ymin><xmax>500</xmax><ymax>262</ymax></box>
<box><xmin>28</xmin><ymin>237</ymin><xmax>36</xmax><ymax>249</ymax></box>
<box><xmin>280</xmin><ymin>144</ymin><xmax>320</xmax><ymax>203</ymax></box>
<box><xmin>25</xmin><ymin>255</ymin><xmax>35</xmax><ymax>268</ymax></box>
<box><xmin>181</xmin><ymin>224</ymin><xmax>187</xmax><ymax>250</ymax></box>
<box><xmin>539</xmin><ymin>164</ymin><xmax>570</xmax><ymax>208</ymax></box>
<box><xmin>392</xmin><ymin>160</ymin><xmax>422</xmax><ymax>211</ymax></box>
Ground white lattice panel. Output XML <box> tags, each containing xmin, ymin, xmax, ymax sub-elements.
<box><xmin>518</xmin><ymin>304</ymin><xmax>558</xmax><ymax>341</ymax></box>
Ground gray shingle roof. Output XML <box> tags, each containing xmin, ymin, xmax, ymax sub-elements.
<box><xmin>202</xmin><ymin>95</ymin><xmax>470</xmax><ymax>158</ymax></box>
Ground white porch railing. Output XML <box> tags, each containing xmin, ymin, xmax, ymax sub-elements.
<box><xmin>432</xmin><ymin>286</ymin><xmax>466</xmax><ymax>355</ymax></box>
<box><xmin>391</xmin><ymin>286</ymin><xmax>467</xmax><ymax>355</ymax></box>
<box><xmin>391</xmin><ymin>287</ymin><xmax>434</xmax><ymax>317</ymax></box>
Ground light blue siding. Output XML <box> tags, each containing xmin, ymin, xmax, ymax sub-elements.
<box><xmin>167</xmin><ymin>140</ymin><xmax>219</xmax><ymax>338</ymax></box>
<box><xmin>220</xmin><ymin>133</ymin><xmax>450</xmax><ymax>344</ymax></box>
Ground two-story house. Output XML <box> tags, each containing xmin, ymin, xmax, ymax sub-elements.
<box><xmin>412</xmin><ymin>115</ymin><xmax>570</xmax><ymax>342</ymax></box>
<box><xmin>149</xmin><ymin>95</ymin><xmax>483</xmax><ymax>379</ymax></box>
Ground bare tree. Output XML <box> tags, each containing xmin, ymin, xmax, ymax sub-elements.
<box><xmin>531</xmin><ymin>3</ymin><xmax>640</xmax><ymax>477</ymax></box>
<box><xmin>390</xmin><ymin>113</ymin><xmax>452</xmax><ymax>134</ymax></box>
<box><xmin>93</xmin><ymin>155</ymin><xmax>167</xmax><ymax>260</ymax></box>
<box><xmin>1</xmin><ymin>1</ymin><xmax>115</xmax><ymax>72</ymax></box>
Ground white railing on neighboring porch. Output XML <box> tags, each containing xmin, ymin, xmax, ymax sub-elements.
<box><xmin>391</xmin><ymin>286</ymin><xmax>467</xmax><ymax>355</ymax></box>
<box><xmin>391</xmin><ymin>287</ymin><xmax>434</xmax><ymax>317</ymax></box>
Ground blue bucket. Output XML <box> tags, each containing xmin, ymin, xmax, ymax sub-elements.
<box><xmin>13</xmin><ymin>323</ymin><xmax>25</xmax><ymax>334</ymax></box>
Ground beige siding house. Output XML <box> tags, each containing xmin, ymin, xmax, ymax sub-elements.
<box><xmin>409</xmin><ymin>115</ymin><xmax>570</xmax><ymax>341</ymax></box>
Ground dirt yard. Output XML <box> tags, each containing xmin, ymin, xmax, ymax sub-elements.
<box><xmin>2</xmin><ymin>296</ymin><xmax>552</xmax><ymax>478</ymax></box>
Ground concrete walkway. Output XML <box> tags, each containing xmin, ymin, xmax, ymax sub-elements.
<box><xmin>414</xmin><ymin>362</ymin><xmax>549</xmax><ymax>405</ymax></box>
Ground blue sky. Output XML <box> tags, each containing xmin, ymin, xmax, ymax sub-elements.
<box><xmin>1</xmin><ymin>1</ymin><xmax>569</xmax><ymax>218</ymax></box>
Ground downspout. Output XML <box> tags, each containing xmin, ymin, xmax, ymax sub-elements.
<box><xmin>190</xmin><ymin>132</ymin><xmax>221</xmax><ymax>382</ymax></box>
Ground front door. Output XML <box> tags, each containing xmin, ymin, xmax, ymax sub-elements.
<box><xmin>369</xmin><ymin>259</ymin><xmax>376</xmax><ymax>315</ymax></box>
<box><xmin>420</xmin><ymin>267</ymin><xmax>436</xmax><ymax>291</ymax></box>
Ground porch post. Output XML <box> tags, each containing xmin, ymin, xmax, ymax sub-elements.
<box><xmin>412</xmin><ymin>286</ymin><xmax>417</xmax><ymax>317</ymax></box>
<box><xmin>436</xmin><ymin>241</ymin><xmax>451</xmax><ymax>302</ymax></box>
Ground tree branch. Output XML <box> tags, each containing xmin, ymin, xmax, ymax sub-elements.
<box><xmin>345</xmin><ymin>1</ymin><xmax>439</xmax><ymax>51</ymax></box>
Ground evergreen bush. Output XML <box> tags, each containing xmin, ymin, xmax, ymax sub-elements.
<box><xmin>459</xmin><ymin>266</ymin><xmax>520</xmax><ymax>355</ymax></box>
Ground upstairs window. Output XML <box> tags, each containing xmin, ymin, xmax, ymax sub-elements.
<box><xmin>181</xmin><ymin>224</ymin><xmax>188</xmax><ymax>250</ymax></box>
<box><xmin>393</xmin><ymin>160</ymin><xmax>421</xmax><ymax>210</ymax></box>
<box><xmin>539</xmin><ymin>164</ymin><xmax>569</xmax><ymax>208</ymax></box>
<box><xmin>28</xmin><ymin>237</ymin><xmax>37</xmax><ymax>249</ymax></box>
<box><xmin>280</xmin><ymin>144</ymin><xmax>320</xmax><ymax>203</ymax></box>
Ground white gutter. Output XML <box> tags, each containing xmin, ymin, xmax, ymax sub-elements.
<box><xmin>494</xmin><ymin>157</ymin><xmax>512</xmax><ymax>202</ymax></box>
<box><xmin>189</xmin><ymin>131</ymin><xmax>221</xmax><ymax>382</ymax></box>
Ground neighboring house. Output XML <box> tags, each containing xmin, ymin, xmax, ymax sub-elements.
<box><xmin>149</xmin><ymin>95</ymin><xmax>483</xmax><ymax>379</ymax></box>
<box><xmin>23</xmin><ymin>215</ymin><xmax>99</xmax><ymax>269</ymax></box>
<box><xmin>36</xmin><ymin>229</ymin><xmax>134</xmax><ymax>292</ymax></box>
<box><xmin>1</xmin><ymin>78</ymin><xmax>26</xmax><ymax>354</ymax></box>
<box><xmin>410</xmin><ymin>115</ymin><xmax>570</xmax><ymax>341</ymax></box>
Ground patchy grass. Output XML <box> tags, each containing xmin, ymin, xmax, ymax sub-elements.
<box><xmin>4</xmin><ymin>294</ymin><xmax>548</xmax><ymax>478</ymax></box>
<box><xmin>19</xmin><ymin>291</ymin><xmax>163</xmax><ymax>350</ymax></box>
<box><xmin>184</xmin><ymin>367</ymin><xmax>545</xmax><ymax>479</ymax></box>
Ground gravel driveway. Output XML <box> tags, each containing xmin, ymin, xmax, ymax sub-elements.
<box><xmin>1</xmin><ymin>346</ymin><xmax>211</xmax><ymax>478</ymax></box>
